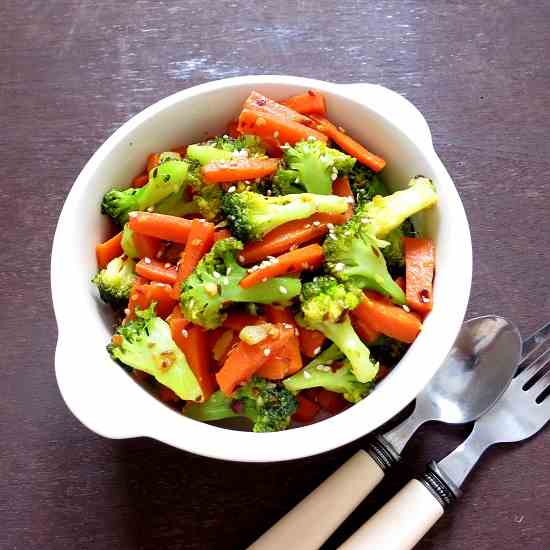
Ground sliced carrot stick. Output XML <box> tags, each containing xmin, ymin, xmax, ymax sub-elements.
<box><xmin>132</xmin><ymin>173</ymin><xmax>149</xmax><ymax>188</ymax></box>
<box><xmin>166</xmin><ymin>304</ymin><xmax>188</xmax><ymax>325</ymax></box>
<box><xmin>222</xmin><ymin>311</ymin><xmax>265</xmax><ymax>332</ymax></box>
<box><xmin>292</xmin><ymin>394</ymin><xmax>320</xmax><ymax>423</ymax></box>
<box><xmin>239</xmin><ymin>213</ymin><xmax>346</xmax><ymax>265</ymax></box>
<box><xmin>213</xmin><ymin>228</ymin><xmax>232</xmax><ymax>242</ymax></box>
<box><xmin>238</xmin><ymin>108</ymin><xmax>328</xmax><ymax>147</ymax></box>
<box><xmin>239</xmin><ymin>244</ymin><xmax>324</xmax><ymax>288</ymax></box>
<box><xmin>128</xmin><ymin>212</ymin><xmax>192</xmax><ymax>243</ymax></box>
<box><xmin>332</xmin><ymin>175</ymin><xmax>354</xmax><ymax>222</ymax></box>
<box><xmin>133</xmin><ymin>232</ymin><xmax>162</xmax><ymax>259</ymax></box>
<box><xmin>216</xmin><ymin>324</ymin><xmax>294</xmax><ymax>395</ymax></box>
<box><xmin>352</xmin><ymin>291</ymin><xmax>422</xmax><ymax>344</ymax></box>
<box><xmin>136</xmin><ymin>258</ymin><xmax>178</xmax><ymax>285</ymax></box>
<box><xmin>351</xmin><ymin>314</ymin><xmax>381</xmax><ymax>344</ymax></box>
<box><xmin>298</xmin><ymin>327</ymin><xmax>326</xmax><ymax>358</ymax></box>
<box><xmin>202</xmin><ymin>157</ymin><xmax>279</xmax><ymax>184</ymax></box>
<box><xmin>308</xmin><ymin>115</ymin><xmax>386</xmax><ymax>172</ymax></box>
<box><xmin>281</xmin><ymin>90</ymin><xmax>326</xmax><ymax>115</ymax></box>
<box><xmin>171</xmin><ymin>322</ymin><xmax>217</xmax><ymax>401</ymax></box>
<box><xmin>243</xmin><ymin>91</ymin><xmax>311</xmax><ymax>124</ymax></box>
<box><xmin>147</xmin><ymin>153</ymin><xmax>161</xmax><ymax>173</ymax></box>
<box><xmin>404</xmin><ymin>237</ymin><xmax>435</xmax><ymax>315</ymax></box>
<box><xmin>96</xmin><ymin>231</ymin><xmax>123</xmax><ymax>269</ymax></box>
<box><xmin>260</xmin><ymin>306</ymin><xmax>303</xmax><ymax>377</ymax></box>
<box><xmin>127</xmin><ymin>282</ymin><xmax>177</xmax><ymax>320</ymax></box>
<box><xmin>172</xmin><ymin>219</ymin><xmax>215</xmax><ymax>297</ymax></box>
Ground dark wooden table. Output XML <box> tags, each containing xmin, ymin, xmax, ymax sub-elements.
<box><xmin>2</xmin><ymin>1</ymin><xmax>549</xmax><ymax>548</ymax></box>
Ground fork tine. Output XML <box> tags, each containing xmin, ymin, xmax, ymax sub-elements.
<box><xmin>515</xmin><ymin>346</ymin><xmax>550</xmax><ymax>386</ymax></box>
<box><xmin>519</xmin><ymin>321</ymin><xmax>550</xmax><ymax>366</ymax></box>
<box><xmin>526</xmin><ymin>359</ymin><xmax>550</xmax><ymax>397</ymax></box>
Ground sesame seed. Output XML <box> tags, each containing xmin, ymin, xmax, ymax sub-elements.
<box><xmin>307</xmin><ymin>135</ymin><xmax>316</xmax><ymax>142</ymax></box>
<box><xmin>164</xmin><ymin>262</ymin><xmax>171</xmax><ymax>269</ymax></box>
<box><xmin>283</xmin><ymin>323</ymin><xmax>293</xmax><ymax>329</ymax></box>
<box><xmin>144</xmin><ymin>257</ymin><xmax>152</xmax><ymax>264</ymax></box>
<box><xmin>361</xmin><ymin>217</ymin><xmax>370</xmax><ymax>224</ymax></box>
<box><xmin>227</xmin><ymin>186</ymin><xmax>236</xmax><ymax>193</ymax></box>
<box><xmin>223</xmin><ymin>277</ymin><xmax>229</xmax><ymax>285</ymax></box>
<box><xmin>124</xmin><ymin>308</ymin><xmax>130</xmax><ymax>315</ymax></box>
<box><xmin>346</xmin><ymin>196</ymin><xmax>354</xmax><ymax>204</ymax></box>
<box><xmin>327</xmin><ymin>223</ymin><xmax>334</xmax><ymax>230</ymax></box>
<box><xmin>313</xmin><ymin>346</ymin><xmax>321</xmax><ymax>355</ymax></box>
<box><xmin>335</xmin><ymin>262</ymin><xmax>345</xmax><ymax>272</ymax></box>
<box><xmin>146</xmin><ymin>206</ymin><xmax>154</xmax><ymax>213</ymax></box>
<box><xmin>329</xmin><ymin>233</ymin><xmax>337</xmax><ymax>240</ymax></box>
<box><xmin>303</xmin><ymin>371</ymin><xmax>312</xmax><ymax>379</ymax></box>
<box><xmin>129</xmin><ymin>212</ymin><xmax>138</xmax><ymax>218</ymax></box>
<box><xmin>313</xmin><ymin>221</ymin><xmax>321</xmax><ymax>227</ymax></box>
<box><xmin>402</xmin><ymin>304</ymin><xmax>411</xmax><ymax>312</ymax></box>
<box><xmin>238</xmin><ymin>255</ymin><xmax>245</xmax><ymax>263</ymax></box>
<box><xmin>273</xmin><ymin>131</ymin><xmax>279</xmax><ymax>139</ymax></box>
<box><xmin>263</xmin><ymin>348</ymin><xmax>271</xmax><ymax>357</ymax></box>
<box><xmin>181</xmin><ymin>329</ymin><xmax>188</xmax><ymax>338</ymax></box>
<box><xmin>304</xmin><ymin>224</ymin><xmax>311</xmax><ymax>228</ymax></box>
<box><xmin>331</xmin><ymin>172</ymin><xmax>338</xmax><ymax>181</ymax></box>
<box><xmin>266</xmin><ymin>189</ymin><xmax>272</xmax><ymax>196</ymax></box>
<box><xmin>226</xmin><ymin>267</ymin><xmax>232</xmax><ymax>275</ymax></box>
<box><xmin>213</xmin><ymin>271</ymin><xmax>221</xmax><ymax>279</ymax></box>
<box><xmin>192</xmin><ymin>238</ymin><xmax>202</xmax><ymax>246</ymax></box>
<box><xmin>337</xmin><ymin>126</ymin><xmax>346</xmax><ymax>134</ymax></box>
<box><xmin>279</xmin><ymin>286</ymin><xmax>288</xmax><ymax>295</ymax></box>
<box><xmin>262</xmin><ymin>277</ymin><xmax>267</xmax><ymax>283</ymax></box>
<box><xmin>131</xmin><ymin>295</ymin><xmax>138</xmax><ymax>301</ymax></box>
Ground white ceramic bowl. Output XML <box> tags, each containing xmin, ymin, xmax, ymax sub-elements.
<box><xmin>51</xmin><ymin>75</ymin><xmax>472</xmax><ymax>462</ymax></box>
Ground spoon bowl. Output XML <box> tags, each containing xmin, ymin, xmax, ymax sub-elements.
<box><xmin>383</xmin><ymin>315</ymin><xmax>522</xmax><ymax>453</ymax></box>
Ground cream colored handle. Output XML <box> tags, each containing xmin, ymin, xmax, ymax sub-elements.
<box><xmin>248</xmin><ymin>450</ymin><xmax>385</xmax><ymax>550</ymax></box>
<box><xmin>339</xmin><ymin>479</ymin><xmax>444</xmax><ymax>550</ymax></box>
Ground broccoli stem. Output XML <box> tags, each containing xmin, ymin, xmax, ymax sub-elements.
<box><xmin>184</xmin><ymin>391</ymin><xmax>239</xmax><ymax>422</ymax></box>
<box><xmin>223</xmin><ymin>276</ymin><xmax>301</xmax><ymax>304</ymax></box>
<box><xmin>187</xmin><ymin>144</ymin><xmax>233</xmax><ymax>165</ymax></box>
<box><xmin>319</xmin><ymin>316</ymin><xmax>379</xmax><ymax>383</ymax></box>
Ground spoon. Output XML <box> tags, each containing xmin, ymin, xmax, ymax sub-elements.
<box><xmin>249</xmin><ymin>315</ymin><xmax>522</xmax><ymax>550</ymax></box>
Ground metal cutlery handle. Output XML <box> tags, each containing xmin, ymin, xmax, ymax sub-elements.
<box><xmin>248</xmin><ymin>449</ymin><xmax>394</xmax><ymax>550</ymax></box>
<box><xmin>338</xmin><ymin>465</ymin><xmax>457</xmax><ymax>550</ymax></box>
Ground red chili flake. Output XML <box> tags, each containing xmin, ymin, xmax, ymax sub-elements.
<box><xmin>419</xmin><ymin>289</ymin><xmax>431</xmax><ymax>303</ymax></box>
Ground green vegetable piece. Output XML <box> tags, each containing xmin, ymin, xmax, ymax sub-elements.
<box><xmin>108</xmin><ymin>305</ymin><xmax>202</xmax><ymax>401</ymax></box>
<box><xmin>121</xmin><ymin>223</ymin><xmax>139</xmax><ymax>259</ymax></box>
<box><xmin>101</xmin><ymin>159</ymin><xmax>189</xmax><ymax>225</ymax></box>
<box><xmin>222</xmin><ymin>190</ymin><xmax>348</xmax><ymax>242</ymax></box>
<box><xmin>92</xmin><ymin>255</ymin><xmax>136</xmax><ymax>307</ymax></box>
<box><xmin>180</xmin><ymin>237</ymin><xmax>301</xmax><ymax>329</ymax></box>
<box><xmin>186</xmin><ymin>144</ymin><xmax>233</xmax><ymax>166</ymax></box>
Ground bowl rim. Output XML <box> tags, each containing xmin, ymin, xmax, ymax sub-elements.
<box><xmin>51</xmin><ymin>75</ymin><xmax>472</xmax><ymax>462</ymax></box>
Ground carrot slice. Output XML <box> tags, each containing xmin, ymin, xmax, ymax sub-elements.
<box><xmin>243</xmin><ymin>91</ymin><xmax>311</xmax><ymax>124</ymax></box>
<box><xmin>239</xmin><ymin>244</ymin><xmax>324</xmax><ymax>288</ymax></box>
<box><xmin>332</xmin><ymin>175</ymin><xmax>354</xmax><ymax>222</ymax></box>
<box><xmin>292</xmin><ymin>394</ymin><xmax>320</xmax><ymax>423</ymax></box>
<box><xmin>202</xmin><ymin>157</ymin><xmax>279</xmax><ymax>184</ymax></box>
<box><xmin>308</xmin><ymin>115</ymin><xmax>386</xmax><ymax>172</ymax></box>
<box><xmin>239</xmin><ymin>213</ymin><xmax>345</xmax><ymax>265</ymax></box>
<box><xmin>136</xmin><ymin>258</ymin><xmax>178</xmax><ymax>285</ymax></box>
<box><xmin>133</xmin><ymin>232</ymin><xmax>162</xmax><ymax>259</ymax></box>
<box><xmin>281</xmin><ymin>90</ymin><xmax>326</xmax><ymax>115</ymax></box>
<box><xmin>298</xmin><ymin>328</ymin><xmax>326</xmax><ymax>358</ymax></box>
<box><xmin>132</xmin><ymin>173</ymin><xmax>149</xmax><ymax>188</ymax></box>
<box><xmin>146</xmin><ymin>153</ymin><xmax>161</xmax><ymax>173</ymax></box>
<box><xmin>352</xmin><ymin>291</ymin><xmax>422</xmax><ymax>344</ymax></box>
<box><xmin>172</xmin><ymin>219</ymin><xmax>215</xmax><ymax>297</ymax></box>
<box><xmin>216</xmin><ymin>324</ymin><xmax>294</xmax><ymax>395</ymax></box>
<box><xmin>238</xmin><ymin>108</ymin><xmax>328</xmax><ymax>147</ymax></box>
<box><xmin>259</xmin><ymin>306</ymin><xmax>303</xmax><ymax>377</ymax></box>
<box><xmin>171</xmin><ymin>321</ymin><xmax>217</xmax><ymax>401</ymax></box>
<box><xmin>166</xmin><ymin>304</ymin><xmax>188</xmax><ymax>325</ymax></box>
<box><xmin>404</xmin><ymin>237</ymin><xmax>435</xmax><ymax>314</ymax></box>
<box><xmin>96</xmin><ymin>231</ymin><xmax>123</xmax><ymax>269</ymax></box>
<box><xmin>127</xmin><ymin>282</ymin><xmax>177</xmax><ymax>320</ymax></box>
<box><xmin>351</xmin><ymin>314</ymin><xmax>380</xmax><ymax>344</ymax></box>
<box><xmin>226</xmin><ymin>119</ymin><xmax>240</xmax><ymax>138</ymax></box>
<box><xmin>128</xmin><ymin>212</ymin><xmax>192</xmax><ymax>243</ymax></box>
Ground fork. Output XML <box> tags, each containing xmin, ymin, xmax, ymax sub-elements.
<box><xmin>339</xmin><ymin>322</ymin><xmax>550</xmax><ymax>550</ymax></box>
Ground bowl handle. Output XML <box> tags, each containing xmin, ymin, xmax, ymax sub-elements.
<box><xmin>339</xmin><ymin>83</ymin><xmax>433</xmax><ymax>151</ymax></box>
<box><xmin>55</xmin><ymin>336</ymin><xmax>149</xmax><ymax>439</ymax></box>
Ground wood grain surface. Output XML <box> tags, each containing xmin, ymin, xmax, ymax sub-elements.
<box><xmin>2</xmin><ymin>1</ymin><xmax>549</xmax><ymax>549</ymax></box>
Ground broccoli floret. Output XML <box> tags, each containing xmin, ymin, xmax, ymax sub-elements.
<box><xmin>323</xmin><ymin>214</ymin><xmax>406</xmax><ymax>304</ymax></box>
<box><xmin>358</xmin><ymin>176</ymin><xmax>437</xmax><ymax>239</ymax></box>
<box><xmin>223</xmin><ymin>191</ymin><xmax>348</xmax><ymax>241</ymax></box>
<box><xmin>154</xmin><ymin>159</ymin><xmax>223</xmax><ymax>222</ymax></box>
<box><xmin>108</xmin><ymin>305</ymin><xmax>202</xmax><ymax>401</ymax></box>
<box><xmin>187</xmin><ymin>135</ymin><xmax>267</xmax><ymax>166</ymax></box>
<box><xmin>370</xmin><ymin>335</ymin><xmax>409</xmax><ymax>367</ymax></box>
<box><xmin>284</xmin><ymin>345</ymin><xmax>373</xmax><ymax>404</ymax></box>
<box><xmin>101</xmin><ymin>159</ymin><xmax>189</xmax><ymax>225</ymax></box>
<box><xmin>180</xmin><ymin>237</ymin><xmax>302</xmax><ymax>329</ymax></box>
<box><xmin>273</xmin><ymin>139</ymin><xmax>356</xmax><ymax>195</ymax></box>
<box><xmin>348</xmin><ymin>165</ymin><xmax>388</xmax><ymax>204</ymax></box>
<box><xmin>92</xmin><ymin>255</ymin><xmax>136</xmax><ymax>306</ymax></box>
<box><xmin>299</xmin><ymin>276</ymin><xmax>378</xmax><ymax>383</ymax></box>
<box><xmin>382</xmin><ymin>219</ymin><xmax>417</xmax><ymax>272</ymax></box>
<box><xmin>184</xmin><ymin>377</ymin><xmax>297</xmax><ymax>432</ymax></box>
